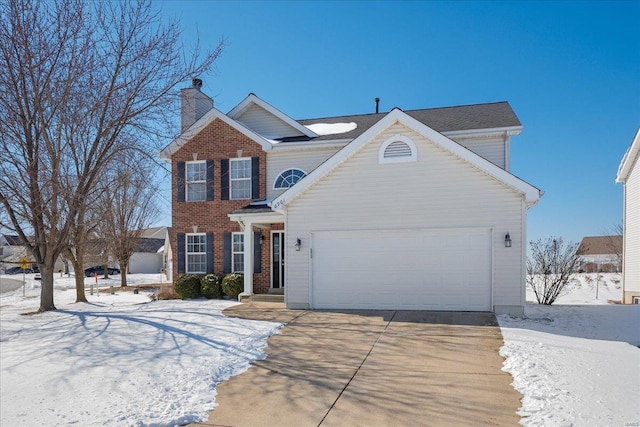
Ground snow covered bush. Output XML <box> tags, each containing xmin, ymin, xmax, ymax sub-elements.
<box><xmin>221</xmin><ymin>273</ymin><xmax>244</xmax><ymax>299</ymax></box>
<box><xmin>174</xmin><ymin>274</ymin><xmax>202</xmax><ymax>299</ymax></box>
<box><xmin>201</xmin><ymin>274</ymin><xmax>223</xmax><ymax>299</ymax></box>
<box><xmin>527</xmin><ymin>237</ymin><xmax>581</xmax><ymax>305</ymax></box>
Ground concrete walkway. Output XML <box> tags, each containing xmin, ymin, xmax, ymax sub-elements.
<box><xmin>194</xmin><ymin>303</ymin><xmax>521</xmax><ymax>427</ymax></box>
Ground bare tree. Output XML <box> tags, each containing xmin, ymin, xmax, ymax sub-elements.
<box><xmin>100</xmin><ymin>154</ymin><xmax>160</xmax><ymax>287</ymax></box>
<box><xmin>527</xmin><ymin>237</ymin><xmax>582</xmax><ymax>305</ymax></box>
<box><xmin>0</xmin><ymin>0</ymin><xmax>223</xmax><ymax>311</ymax></box>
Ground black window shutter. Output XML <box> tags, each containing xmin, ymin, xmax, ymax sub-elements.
<box><xmin>221</xmin><ymin>159</ymin><xmax>229</xmax><ymax>200</ymax></box>
<box><xmin>251</xmin><ymin>157</ymin><xmax>260</xmax><ymax>199</ymax></box>
<box><xmin>206</xmin><ymin>160</ymin><xmax>214</xmax><ymax>201</ymax></box>
<box><xmin>253</xmin><ymin>231</ymin><xmax>262</xmax><ymax>274</ymax></box>
<box><xmin>177</xmin><ymin>233</ymin><xmax>185</xmax><ymax>274</ymax></box>
<box><xmin>223</xmin><ymin>232</ymin><xmax>231</xmax><ymax>273</ymax></box>
<box><xmin>176</xmin><ymin>162</ymin><xmax>185</xmax><ymax>202</ymax></box>
<box><xmin>206</xmin><ymin>232</ymin><xmax>214</xmax><ymax>274</ymax></box>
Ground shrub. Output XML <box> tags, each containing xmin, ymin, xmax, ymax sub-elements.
<box><xmin>174</xmin><ymin>274</ymin><xmax>201</xmax><ymax>299</ymax></box>
<box><xmin>201</xmin><ymin>273</ymin><xmax>223</xmax><ymax>299</ymax></box>
<box><xmin>526</xmin><ymin>237</ymin><xmax>581</xmax><ymax>305</ymax></box>
<box><xmin>221</xmin><ymin>273</ymin><xmax>244</xmax><ymax>299</ymax></box>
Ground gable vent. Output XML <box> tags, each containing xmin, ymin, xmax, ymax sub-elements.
<box><xmin>384</xmin><ymin>141</ymin><xmax>412</xmax><ymax>158</ymax></box>
<box><xmin>378</xmin><ymin>135</ymin><xmax>417</xmax><ymax>164</ymax></box>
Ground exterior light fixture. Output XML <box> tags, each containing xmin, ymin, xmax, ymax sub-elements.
<box><xmin>295</xmin><ymin>238</ymin><xmax>301</xmax><ymax>251</ymax></box>
<box><xmin>504</xmin><ymin>233</ymin><xmax>512</xmax><ymax>248</ymax></box>
<box><xmin>259</xmin><ymin>233</ymin><xmax>264</xmax><ymax>245</ymax></box>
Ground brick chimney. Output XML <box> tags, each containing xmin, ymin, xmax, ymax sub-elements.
<box><xmin>181</xmin><ymin>78</ymin><xmax>213</xmax><ymax>132</ymax></box>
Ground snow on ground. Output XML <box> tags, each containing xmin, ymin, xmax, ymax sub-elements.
<box><xmin>0</xmin><ymin>273</ymin><xmax>282</xmax><ymax>427</ymax></box>
<box><xmin>499</xmin><ymin>273</ymin><xmax>640</xmax><ymax>427</ymax></box>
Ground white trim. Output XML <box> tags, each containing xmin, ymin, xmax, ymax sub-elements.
<box><xmin>227</xmin><ymin>93</ymin><xmax>318</xmax><ymax>138</ymax></box>
<box><xmin>185</xmin><ymin>160</ymin><xmax>206</xmax><ymax>202</ymax></box>
<box><xmin>271</xmin><ymin>108</ymin><xmax>541</xmax><ymax>211</ymax></box>
<box><xmin>442</xmin><ymin>126</ymin><xmax>522</xmax><ymax>139</ymax></box>
<box><xmin>230</xmin><ymin>157</ymin><xmax>252</xmax><ymax>200</ymax></box>
<box><xmin>159</xmin><ymin>106</ymin><xmax>273</xmax><ymax>160</ymax></box>
<box><xmin>185</xmin><ymin>233</ymin><xmax>207</xmax><ymax>274</ymax></box>
<box><xmin>378</xmin><ymin>134</ymin><xmax>417</xmax><ymax>164</ymax></box>
<box><xmin>273</xmin><ymin>168</ymin><xmax>307</xmax><ymax>189</ymax></box>
<box><xmin>617</xmin><ymin>127</ymin><xmax>640</xmax><ymax>183</ymax></box>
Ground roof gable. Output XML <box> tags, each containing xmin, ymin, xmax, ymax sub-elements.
<box><xmin>228</xmin><ymin>94</ymin><xmax>318</xmax><ymax>139</ymax></box>
<box><xmin>271</xmin><ymin>108</ymin><xmax>540</xmax><ymax>211</ymax></box>
<box><xmin>159</xmin><ymin>106</ymin><xmax>273</xmax><ymax>160</ymax></box>
<box><xmin>616</xmin><ymin>127</ymin><xmax>640</xmax><ymax>183</ymax></box>
<box><xmin>578</xmin><ymin>235</ymin><xmax>622</xmax><ymax>255</ymax></box>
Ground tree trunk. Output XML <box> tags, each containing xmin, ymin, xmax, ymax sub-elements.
<box><xmin>38</xmin><ymin>264</ymin><xmax>56</xmax><ymax>312</ymax></box>
<box><xmin>67</xmin><ymin>248</ymin><xmax>88</xmax><ymax>303</ymax></box>
<box><xmin>120</xmin><ymin>266</ymin><xmax>128</xmax><ymax>288</ymax></box>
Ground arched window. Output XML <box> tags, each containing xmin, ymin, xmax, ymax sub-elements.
<box><xmin>274</xmin><ymin>168</ymin><xmax>306</xmax><ymax>189</ymax></box>
<box><xmin>378</xmin><ymin>135</ymin><xmax>417</xmax><ymax>164</ymax></box>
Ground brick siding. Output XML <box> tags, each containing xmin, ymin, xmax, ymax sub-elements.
<box><xmin>171</xmin><ymin>118</ymin><xmax>272</xmax><ymax>293</ymax></box>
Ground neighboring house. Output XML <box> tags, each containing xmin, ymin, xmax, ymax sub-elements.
<box><xmin>160</xmin><ymin>80</ymin><xmax>541</xmax><ymax>316</ymax></box>
<box><xmin>616</xmin><ymin>128</ymin><xmax>640</xmax><ymax>304</ymax></box>
<box><xmin>0</xmin><ymin>234</ymin><xmax>65</xmax><ymax>272</ymax></box>
<box><xmin>577</xmin><ymin>235</ymin><xmax>622</xmax><ymax>273</ymax></box>
<box><xmin>127</xmin><ymin>238</ymin><xmax>165</xmax><ymax>274</ymax></box>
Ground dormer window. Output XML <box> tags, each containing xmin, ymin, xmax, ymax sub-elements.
<box><xmin>274</xmin><ymin>168</ymin><xmax>306</xmax><ymax>189</ymax></box>
<box><xmin>378</xmin><ymin>135</ymin><xmax>417</xmax><ymax>164</ymax></box>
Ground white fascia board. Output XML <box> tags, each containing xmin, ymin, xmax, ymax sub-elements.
<box><xmin>443</xmin><ymin>126</ymin><xmax>522</xmax><ymax>139</ymax></box>
<box><xmin>616</xmin><ymin>127</ymin><xmax>640</xmax><ymax>183</ymax></box>
<box><xmin>227</xmin><ymin>211</ymin><xmax>285</xmax><ymax>224</ymax></box>
<box><xmin>227</xmin><ymin>93</ymin><xmax>319</xmax><ymax>138</ymax></box>
<box><xmin>158</xmin><ymin>106</ymin><xmax>273</xmax><ymax>160</ymax></box>
<box><xmin>271</xmin><ymin>108</ymin><xmax>541</xmax><ymax>211</ymax></box>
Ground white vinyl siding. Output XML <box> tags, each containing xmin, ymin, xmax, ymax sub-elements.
<box><xmin>454</xmin><ymin>138</ymin><xmax>506</xmax><ymax>169</ymax></box>
<box><xmin>186</xmin><ymin>161</ymin><xmax>206</xmax><ymax>201</ymax></box>
<box><xmin>230</xmin><ymin>158</ymin><xmax>252</xmax><ymax>200</ymax></box>
<box><xmin>186</xmin><ymin>233</ymin><xmax>206</xmax><ymax>274</ymax></box>
<box><xmin>285</xmin><ymin>122</ymin><xmax>525</xmax><ymax>314</ymax></box>
<box><xmin>266</xmin><ymin>146</ymin><xmax>343</xmax><ymax>200</ymax></box>
<box><xmin>234</xmin><ymin>103</ymin><xmax>304</xmax><ymax>138</ymax></box>
<box><xmin>623</xmin><ymin>159</ymin><xmax>640</xmax><ymax>293</ymax></box>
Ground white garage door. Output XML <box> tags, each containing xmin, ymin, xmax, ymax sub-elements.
<box><xmin>311</xmin><ymin>228</ymin><xmax>492</xmax><ymax>311</ymax></box>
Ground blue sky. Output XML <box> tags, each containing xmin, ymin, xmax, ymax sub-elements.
<box><xmin>156</xmin><ymin>0</ymin><xmax>639</xmax><ymax>245</ymax></box>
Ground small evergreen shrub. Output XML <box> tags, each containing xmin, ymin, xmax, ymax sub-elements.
<box><xmin>174</xmin><ymin>274</ymin><xmax>202</xmax><ymax>299</ymax></box>
<box><xmin>201</xmin><ymin>273</ymin><xmax>223</xmax><ymax>299</ymax></box>
<box><xmin>221</xmin><ymin>273</ymin><xmax>244</xmax><ymax>299</ymax></box>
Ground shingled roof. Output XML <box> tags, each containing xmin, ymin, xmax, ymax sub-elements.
<box><xmin>577</xmin><ymin>235</ymin><xmax>622</xmax><ymax>255</ymax></box>
<box><xmin>288</xmin><ymin>101</ymin><xmax>521</xmax><ymax>142</ymax></box>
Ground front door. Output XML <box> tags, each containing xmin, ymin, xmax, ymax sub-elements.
<box><xmin>272</xmin><ymin>231</ymin><xmax>285</xmax><ymax>289</ymax></box>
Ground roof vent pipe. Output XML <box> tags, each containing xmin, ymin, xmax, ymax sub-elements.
<box><xmin>375</xmin><ymin>97</ymin><xmax>380</xmax><ymax>114</ymax></box>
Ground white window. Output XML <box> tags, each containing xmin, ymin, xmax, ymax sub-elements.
<box><xmin>232</xmin><ymin>233</ymin><xmax>244</xmax><ymax>272</ymax></box>
<box><xmin>274</xmin><ymin>168</ymin><xmax>306</xmax><ymax>189</ymax></box>
<box><xmin>230</xmin><ymin>158</ymin><xmax>252</xmax><ymax>200</ymax></box>
<box><xmin>378</xmin><ymin>134</ymin><xmax>417</xmax><ymax>164</ymax></box>
<box><xmin>186</xmin><ymin>233</ymin><xmax>206</xmax><ymax>273</ymax></box>
<box><xmin>186</xmin><ymin>161</ymin><xmax>206</xmax><ymax>201</ymax></box>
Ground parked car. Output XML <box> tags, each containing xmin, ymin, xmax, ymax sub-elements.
<box><xmin>4</xmin><ymin>266</ymin><xmax>34</xmax><ymax>275</ymax></box>
<box><xmin>84</xmin><ymin>266</ymin><xmax>121</xmax><ymax>277</ymax></box>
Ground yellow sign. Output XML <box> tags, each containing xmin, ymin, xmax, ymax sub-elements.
<box><xmin>18</xmin><ymin>257</ymin><xmax>30</xmax><ymax>270</ymax></box>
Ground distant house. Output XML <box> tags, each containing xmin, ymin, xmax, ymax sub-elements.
<box><xmin>616</xmin><ymin>128</ymin><xmax>640</xmax><ymax>304</ymax></box>
<box><xmin>0</xmin><ymin>234</ymin><xmax>64</xmax><ymax>272</ymax></box>
<box><xmin>577</xmin><ymin>235</ymin><xmax>622</xmax><ymax>273</ymax></box>
<box><xmin>128</xmin><ymin>237</ymin><xmax>165</xmax><ymax>274</ymax></box>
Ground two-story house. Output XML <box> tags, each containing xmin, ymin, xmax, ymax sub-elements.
<box><xmin>160</xmin><ymin>80</ymin><xmax>541</xmax><ymax>316</ymax></box>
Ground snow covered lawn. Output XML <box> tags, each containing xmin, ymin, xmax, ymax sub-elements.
<box><xmin>0</xmin><ymin>274</ymin><xmax>282</xmax><ymax>427</ymax></box>
<box><xmin>499</xmin><ymin>273</ymin><xmax>640</xmax><ymax>426</ymax></box>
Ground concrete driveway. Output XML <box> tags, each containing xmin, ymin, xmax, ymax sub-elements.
<box><xmin>194</xmin><ymin>303</ymin><xmax>521</xmax><ymax>427</ymax></box>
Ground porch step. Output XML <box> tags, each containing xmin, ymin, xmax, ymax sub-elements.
<box><xmin>245</xmin><ymin>294</ymin><xmax>284</xmax><ymax>303</ymax></box>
